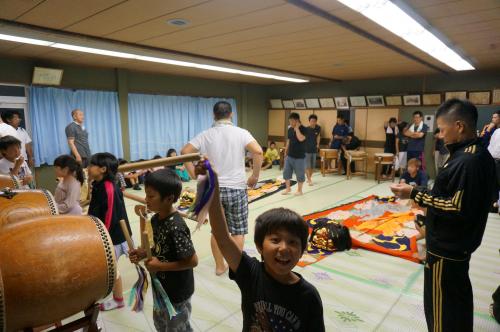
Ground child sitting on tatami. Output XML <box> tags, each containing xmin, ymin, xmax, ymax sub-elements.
<box><xmin>400</xmin><ymin>158</ymin><xmax>428</xmax><ymax>187</ymax></box>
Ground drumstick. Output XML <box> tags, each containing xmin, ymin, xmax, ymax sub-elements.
<box><xmin>124</xmin><ymin>192</ymin><xmax>146</xmax><ymax>204</ymax></box>
<box><xmin>119</xmin><ymin>219</ymin><xmax>135</xmax><ymax>250</ymax></box>
<box><xmin>142</xmin><ymin>232</ymin><xmax>152</xmax><ymax>260</ymax></box>
<box><xmin>118</xmin><ymin>153</ymin><xmax>201</xmax><ymax>172</ymax></box>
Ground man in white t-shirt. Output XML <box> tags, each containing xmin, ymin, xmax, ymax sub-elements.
<box><xmin>181</xmin><ymin>101</ymin><xmax>263</xmax><ymax>275</ymax></box>
<box><xmin>0</xmin><ymin>135</ymin><xmax>32</xmax><ymax>189</ymax></box>
<box><xmin>1</xmin><ymin>110</ymin><xmax>34</xmax><ymax>167</ymax></box>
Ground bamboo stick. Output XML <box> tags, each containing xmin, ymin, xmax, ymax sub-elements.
<box><xmin>118</xmin><ymin>153</ymin><xmax>201</xmax><ymax>172</ymax></box>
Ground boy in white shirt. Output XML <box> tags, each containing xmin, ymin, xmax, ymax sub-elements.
<box><xmin>1</xmin><ymin>110</ymin><xmax>33</xmax><ymax>167</ymax></box>
<box><xmin>0</xmin><ymin>135</ymin><xmax>32</xmax><ymax>189</ymax></box>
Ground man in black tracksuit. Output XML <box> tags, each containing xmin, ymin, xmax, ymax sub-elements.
<box><xmin>391</xmin><ymin>99</ymin><xmax>497</xmax><ymax>332</ymax></box>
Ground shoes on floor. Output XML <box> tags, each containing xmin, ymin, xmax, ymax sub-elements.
<box><xmin>99</xmin><ymin>298</ymin><xmax>125</xmax><ymax>311</ymax></box>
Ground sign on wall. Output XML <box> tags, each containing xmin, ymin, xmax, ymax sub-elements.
<box><xmin>424</xmin><ymin>114</ymin><xmax>434</xmax><ymax>133</ymax></box>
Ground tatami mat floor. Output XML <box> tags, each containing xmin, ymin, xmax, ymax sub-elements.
<box><xmin>69</xmin><ymin>168</ymin><xmax>500</xmax><ymax>331</ymax></box>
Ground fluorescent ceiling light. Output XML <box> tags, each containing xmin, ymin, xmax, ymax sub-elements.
<box><xmin>336</xmin><ymin>0</ymin><xmax>474</xmax><ymax>71</ymax></box>
<box><xmin>51</xmin><ymin>43</ymin><xmax>137</xmax><ymax>59</ymax></box>
<box><xmin>0</xmin><ymin>33</ymin><xmax>53</xmax><ymax>46</ymax></box>
<box><xmin>0</xmin><ymin>32</ymin><xmax>308</xmax><ymax>82</ymax></box>
<box><xmin>135</xmin><ymin>55</ymin><xmax>308</xmax><ymax>82</ymax></box>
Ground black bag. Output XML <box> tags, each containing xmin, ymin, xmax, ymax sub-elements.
<box><xmin>309</xmin><ymin>218</ymin><xmax>352</xmax><ymax>252</ymax></box>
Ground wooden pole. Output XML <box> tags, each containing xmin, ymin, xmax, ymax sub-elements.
<box><xmin>123</xmin><ymin>192</ymin><xmax>146</xmax><ymax>204</ymax></box>
<box><xmin>118</xmin><ymin>153</ymin><xmax>201</xmax><ymax>172</ymax></box>
<box><xmin>142</xmin><ymin>232</ymin><xmax>152</xmax><ymax>260</ymax></box>
<box><xmin>119</xmin><ymin>219</ymin><xmax>134</xmax><ymax>250</ymax></box>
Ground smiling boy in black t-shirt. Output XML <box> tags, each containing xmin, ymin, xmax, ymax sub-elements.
<box><xmin>129</xmin><ymin>168</ymin><xmax>198</xmax><ymax>331</ymax></box>
<box><xmin>207</xmin><ymin>168</ymin><xmax>325</xmax><ymax>332</ymax></box>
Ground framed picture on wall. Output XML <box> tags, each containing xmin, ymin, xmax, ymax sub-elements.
<box><xmin>468</xmin><ymin>91</ymin><xmax>491</xmax><ymax>105</ymax></box>
<box><xmin>319</xmin><ymin>98</ymin><xmax>335</xmax><ymax>108</ymax></box>
<box><xmin>334</xmin><ymin>97</ymin><xmax>349</xmax><ymax>109</ymax></box>
<box><xmin>423</xmin><ymin>93</ymin><xmax>442</xmax><ymax>105</ymax></box>
<box><xmin>349</xmin><ymin>96</ymin><xmax>366</xmax><ymax>107</ymax></box>
<box><xmin>403</xmin><ymin>95</ymin><xmax>421</xmax><ymax>106</ymax></box>
<box><xmin>366</xmin><ymin>95</ymin><xmax>385</xmax><ymax>107</ymax></box>
<box><xmin>493</xmin><ymin>89</ymin><xmax>500</xmax><ymax>104</ymax></box>
<box><xmin>293</xmin><ymin>99</ymin><xmax>306</xmax><ymax>109</ymax></box>
<box><xmin>282</xmin><ymin>100</ymin><xmax>295</xmax><ymax>109</ymax></box>
<box><xmin>305</xmin><ymin>98</ymin><xmax>320</xmax><ymax>109</ymax></box>
<box><xmin>445</xmin><ymin>91</ymin><xmax>467</xmax><ymax>100</ymax></box>
<box><xmin>385</xmin><ymin>96</ymin><xmax>402</xmax><ymax>106</ymax></box>
<box><xmin>269</xmin><ymin>99</ymin><xmax>283</xmax><ymax>109</ymax></box>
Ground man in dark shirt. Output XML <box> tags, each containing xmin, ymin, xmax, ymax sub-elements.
<box><xmin>391</xmin><ymin>99</ymin><xmax>497</xmax><ymax>332</ymax></box>
<box><xmin>330</xmin><ymin>115</ymin><xmax>349</xmax><ymax>149</ymax></box>
<box><xmin>405</xmin><ymin>111</ymin><xmax>429</xmax><ymax>168</ymax></box>
<box><xmin>283</xmin><ymin>113</ymin><xmax>306</xmax><ymax>195</ymax></box>
<box><xmin>65</xmin><ymin>109</ymin><xmax>91</xmax><ymax>168</ymax></box>
<box><xmin>340</xmin><ymin>132</ymin><xmax>361</xmax><ymax>174</ymax></box>
<box><xmin>305</xmin><ymin>114</ymin><xmax>321</xmax><ymax>186</ymax></box>
<box><xmin>479</xmin><ymin>110</ymin><xmax>500</xmax><ymax>147</ymax></box>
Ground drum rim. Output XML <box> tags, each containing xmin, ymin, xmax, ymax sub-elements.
<box><xmin>8</xmin><ymin>189</ymin><xmax>59</xmax><ymax>215</ymax></box>
<box><xmin>88</xmin><ymin>216</ymin><xmax>116</xmax><ymax>298</ymax></box>
<box><xmin>9</xmin><ymin>175</ymin><xmax>21</xmax><ymax>189</ymax></box>
<box><xmin>40</xmin><ymin>189</ymin><xmax>59</xmax><ymax>215</ymax></box>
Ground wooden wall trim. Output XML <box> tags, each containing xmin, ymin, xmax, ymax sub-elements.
<box><xmin>268</xmin><ymin>135</ymin><xmax>286</xmax><ymax>142</ymax></box>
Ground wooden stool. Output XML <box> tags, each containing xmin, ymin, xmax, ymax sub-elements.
<box><xmin>346</xmin><ymin>150</ymin><xmax>368</xmax><ymax>179</ymax></box>
<box><xmin>320</xmin><ymin>149</ymin><xmax>341</xmax><ymax>176</ymax></box>
<box><xmin>374</xmin><ymin>153</ymin><xmax>396</xmax><ymax>183</ymax></box>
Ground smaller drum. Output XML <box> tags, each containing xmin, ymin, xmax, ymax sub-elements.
<box><xmin>0</xmin><ymin>189</ymin><xmax>58</xmax><ymax>228</ymax></box>
<box><xmin>348</xmin><ymin>150</ymin><xmax>367</xmax><ymax>158</ymax></box>
<box><xmin>374</xmin><ymin>153</ymin><xmax>395</xmax><ymax>163</ymax></box>
<box><xmin>0</xmin><ymin>175</ymin><xmax>20</xmax><ymax>190</ymax></box>
<box><xmin>320</xmin><ymin>149</ymin><xmax>339</xmax><ymax>159</ymax></box>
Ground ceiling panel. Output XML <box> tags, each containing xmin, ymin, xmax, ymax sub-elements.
<box><xmin>2</xmin><ymin>43</ymin><xmax>55</xmax><ymax>57</ymax></box>
<box><xmin>142</xmin><ymin>3</ymin><xmax>309</xmax><ymax>48</ymax></box>
<box><xmin>0</xmin><ymin>0</ymin><xmax>44</xmax><ymax>20</ymax></box>
<box><xmin>64</xmin><ymin>0</ymin><xmax>207</xmax><ymax>36</ymax></box>
<box><xmin>15</xmin><ymin>0</ymin><xmax>125</xmax><ymax>29</ymax></box>
<box><xmin>105</xmin><ymin>0</ymin><xmax>284</xmax><ymax>43</ymax></box>
<box><xmin>0</xmin><ymin>40</ymin><xmax>19</xmax><ymax>52</ymax></box>
<box><xmin>407</xmin><ymin>0</ymin><xmax>500</xmax><ymax>19</ymax></box>
<box><xmin>0</xmin><ymin>0</ymin><xmax>498</xmax><ymax>83</ymax></box>
<box><xmin>170</xmin><ymin>15</ymin><xmax>331</xmax><ymax>53</ymax></box>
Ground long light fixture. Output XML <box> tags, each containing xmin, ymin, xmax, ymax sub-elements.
<box><xmin>336</xmin><ymin>0</ymin><xmax>474</xmax><ymax>71</ymax></box>
<box><xmin>0</xmin><ymin>33</ymin><xmax>53</xmax><ymax>46</ymax></box>
<box><xmin>0</xmin><ymin>33</ymin><xmax>309</xmax><ymax>83</ymax></box>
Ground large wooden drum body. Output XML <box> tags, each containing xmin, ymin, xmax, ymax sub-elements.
<box><xmin>0</xmin><ymin>189</ymin><xmax>58</xmax><ymax>228</ymax></box>
<box><xmin>0</xmin><ymin>175</ymin><xmax>20</xmax><ymax>190</ymax></box>
<box><xmin>0</xmin><ymin>215</ymin><xmax>116</xmax><ymax>332</ymax></box>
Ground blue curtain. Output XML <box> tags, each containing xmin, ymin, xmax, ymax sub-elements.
<box><xmin>128</xmin><ymin>94</ymin><xmax>237</xmax><ymax>160</ymax></box>
<box><xmin>30</xmin><ymin>87</ymin><xmax>123</xmax><ymax>166</ymax></box>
